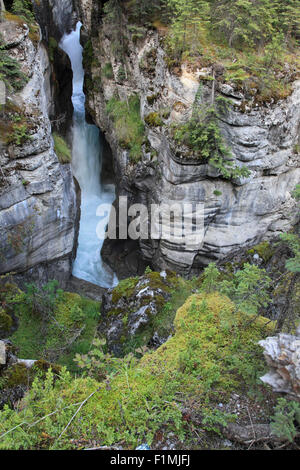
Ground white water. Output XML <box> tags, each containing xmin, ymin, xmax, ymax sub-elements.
<box><xmin>60</xmin><ymin>23</ymin><xmax>117</xmax><ymax>288</ymax></box>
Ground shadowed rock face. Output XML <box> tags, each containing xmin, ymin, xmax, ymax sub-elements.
<box><xmin>76</xmin><ymin>3</ymin><xmax>300</xmax><ymax>276</ymax></box>
<box><xmin>0</xmin><ymin>16</ymin><xmax>77</xmax><ymax>286</ymax></box>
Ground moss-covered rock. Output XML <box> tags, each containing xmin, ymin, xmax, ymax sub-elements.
<box><xmin>100</xmin><ymin>271</ymin><xmax>180</xmax><ymax>356</ymax></box>
<box><xmin>0</xmin><ymin>363</ymin><xmax>28</xmax><ymax>390</ymax></box>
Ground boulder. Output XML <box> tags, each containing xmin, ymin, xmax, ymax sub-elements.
<box><xmin>259</xmin><ymin>327</ymin><xmax>300</xmax><ymax>399</ymax></box>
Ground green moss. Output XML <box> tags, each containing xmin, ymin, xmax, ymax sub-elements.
<box><xmin>53</xmin><ymin>133</ymin><xmax>71</xmax><ymax>164</ymax></box>
<box><xmin>102</xmin><ymin>62</ymin><xmax>114</xmax><ymax>79</ymax></box>
<box><xmin>111</xmin><ymin>277</ymin><xmax>139</xmax><ymax>304</ymax></box>
<box><xmin>0</xmin><ymin>293</ymin><xmax>275</xmax><ymax>449</ymax></box>
<box><xmin>33</xmin><ymin>360</ymin><xmax>62</xmax><ymax>377</ymax></box>
<box><xmin>247</xmin><ymin>241</ymin><xmax>275</xmax><ymax>263</ymax></box>
<box><xmin>0</xmin><ymin>308</ymin><xmax>13</xmax><ymax>335</ymax></box>
<box><xmin>82</xmin><ymin>40</ymin><xmax>95</xmax><ymax>70</ymax></box>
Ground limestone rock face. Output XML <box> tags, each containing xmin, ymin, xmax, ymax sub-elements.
<box><xmin>0</xmin><ymin>17</ymin><xmax>77</xmax><ymax>286</ymax></box>
<box><xmin>78</xmin><ymin>5</ymin><xmax>300</xmax><ymax>276</ymax></box>
<box><xmin>259</xmin><ymin>328</ymin><xmax>300</xmax><ymax>399</ymax></box>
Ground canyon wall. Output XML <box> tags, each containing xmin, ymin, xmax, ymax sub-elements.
<box><xmin>77</xmin><ymin>1</ymin><xmax>300</xmax><ymax>277</ymax></box>
<box><xmin>0</xmin><ymin>11</ymin><xmax>77</xmax><ymax>286</ymax></box>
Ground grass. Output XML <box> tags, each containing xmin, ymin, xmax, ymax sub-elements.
<box><xmin>106</xmin><ymin>94</ymin><xmax>145</xmax><ymax>163</ymax></box>
<box><xmin>53</xmin><ymin>133</ymin><xmax>72</xmax><ymax>164</ymax></box>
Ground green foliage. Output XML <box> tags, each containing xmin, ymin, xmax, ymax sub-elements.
<box><xmin>0</xmin><ymin>292</ymin><xmax>273</xmax><ymax>449</ymax></box>
<box><xmin>219</xmin><ymin>263</ymin><xmax>272</xmax><ymax>315</ymax></box>
<box><xmin>201</xmin><ymin>263</ymin><xmax>220</xmax><ymax>294</ymax></box>
<box><xmin>8</xmin><ymin>123</ymin><xmax>31</xmax><ymax>145</ymax></box>
<box><xmin>11</xmin><ymin>0</ymin><xmax>35</xmax><ymax>24</ymax></box>
<box><xmin>174</xmin><ymin>95</ymin><xmax>250</xmax><ymax>180</ymax></box>
<box><xmin>145</xmin><ymin>111</ymin><xmax>163</xmax><ymax>127</ymax></box>
<box><xmin>106</xmin><ymin>94</ymin><xmax>145</xmax><ymax>162</ymax></box>
<box><xmin>82</xmin><ymin>40</ymin><xmax>95</xmax><ymax>70</ymax></box>
<box><xmin>48</xmin><ymin>37</ymin><xmax>58</xmax><ymax>63</ymax></box>
<box><xmin>111</xmin><ymin>277</ymin><xmax>139</xmax><ymax>304</ymax></box>
<box><xmin>0</xmin><ymin>307</ymin><xmax>13</xmax><ymax>335</ymax></box>
<box><xmin>280</xmin><ymin>186</ymin><xmax>300</xmax><ymax>273</ymax></box>
<box><xmin>102</xmin><ymin>62</ymin><xmax>114</xmax><ymax>79</ymax></box>
<box><xmin>53</xmin><ymin>133</ymin><xmax>71</xmax><ymax>164</ymax></box>
<box><xmin>201</xmin><ymin>262</ymin><xmax>272</xmax><ymax>316</ymax></box>
<box><xmin>271</xmin><ymin>398</ymin><xmax>300</xmax><ymax>443</ymax></box>
<box><xmin>0</xmin><ymin>42</ymin><xmax>27</xmax><ymax>92</ymax></box>
<box><xmin>8</xmin><ymin>281</ymin><xmax>100</xmax><ymax>368</ymax></box>
<box><xmin>247</xmin><ymin>241</ymin><xmax>275</xmax><ymax>263</ymax></box>
<box><xmin>202</xmin><ymin>408</ymin><xmax>236</xmax><ymax>435</ymax></box>
<box><xmin>117</xmin><ymin>64</ymin><xmax>126</xmax><ymax>82</ymax></box>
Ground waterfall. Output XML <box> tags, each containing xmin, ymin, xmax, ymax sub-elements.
<box><xmin>60</xmin><ymin>22</ymin><xmax>117</xmax><ymax>288</ymax></box>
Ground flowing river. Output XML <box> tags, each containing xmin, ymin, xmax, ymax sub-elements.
<box><xmin>60</xmin><ymin>22</ymin><xmax>117</xmax><ymax>288</ymax></box>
